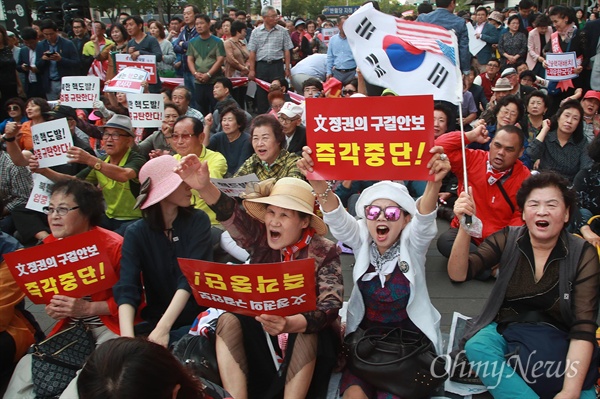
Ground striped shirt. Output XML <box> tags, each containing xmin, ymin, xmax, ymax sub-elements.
<box><xmin>247</xmin><ymin>24</ymin><xmax>293</xmax><ymax>62</ymax></box>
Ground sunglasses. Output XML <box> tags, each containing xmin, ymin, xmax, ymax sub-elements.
<box><xmin>7</xmin><ymin>105</ymin><xmax>20</xmax><ymax>111</ymax></box>
<box><xmin>342</xmin><ymin>89</ymin><xmax>356</xmax><ymax>96</ymax></box>
<box><xmin>364</xmin><ymin>205</ymin><xmax>404</xmax><ymax>221</ymax></box>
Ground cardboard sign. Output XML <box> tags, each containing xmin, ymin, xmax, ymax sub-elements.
<box><xmin>59</xmin><ymin>76</ymin><xmax>100</xmax><ymax>108</ymax></box>
<box><xmin>178</xmin><ymin>258</ymin><xmax>316</xmax><ymax>317</ymax></box>
<box><xmin>126</xmin><ymin>93</ymin><xmax>164</xmax><ymax>128</ymax></box>
<box><xmin>211</xmin><ymin>174</ymin><xmax>260</xmax><ymax>197</ymax></box>
<box><xmin>305</xmin><ymin>95</ymin><xmax>434</xmax><ymax>180</ymax></box>
<box><xmin>115</xmin><ymin>53</ymin><xmax>157</xmax><ymax>84</ymax></box>
<box><xmin>546</xmin><ymin>52</ymin><xmax>578</xmax><ymax>81</ymax></box>
<box><xmin>321</xmin><ymin>27</ymin><xmax>339</xmax><ymax>45</ymax></box>
<box><xmin>105</xmin><ymin>67</ymin><xmax>149</xmax><ymax>94</ymax></box>
<box><xmin>25</xmin><ymin>174</ymin><xmax>54</xmax><ymax>213</ymax></box>
<box><xmin>4</xmin><ymin>230</ymin><xmax>118</xmax><ymax>304</ymax></box>
<box><xmin>31</xmin><ymin>118</ymin><xmax>74</xmax><ymax>168</ymax></box>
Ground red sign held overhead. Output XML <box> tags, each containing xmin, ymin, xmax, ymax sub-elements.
<box><xmin>305</xmin><ymin>95</ymin><xmax>435</xmax><ymax>181</ymax></box>
<box><xmin>4</xmin><ymin>230</ymin><xmax>118</xmax><ymax>304</ymax></box>
<box><xmin>178</xmin><ymin>258</ymin><xmax>317</xmax><ymax>317</ymax></box>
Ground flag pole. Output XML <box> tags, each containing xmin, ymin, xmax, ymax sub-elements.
<box><xmin>457</xmin><ymin>98</ymin><xmax>472</xmax><ymax>227</ymax></box>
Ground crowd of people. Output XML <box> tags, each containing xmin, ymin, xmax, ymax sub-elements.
<box><xmin>1</xmin><ymin>0</ymin><xmax>600</xmax><ymax>398</ymax></box>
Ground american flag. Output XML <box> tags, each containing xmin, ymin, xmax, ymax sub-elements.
<box><xmin>395</xmin><ymin>19</ymin><xmax>456</xmax><ymax>65</ymax></box>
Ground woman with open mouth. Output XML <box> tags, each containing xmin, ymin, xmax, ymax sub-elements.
<box><xmin>298</xmin><ymin>144</ymin><xmax>451</xmax><ymax>399</ymax></box>
<box><xmin>448</xmin><ymin>171</ymin><xmax>600</xmax><ymax>399</ymax></box>
<box><xmin>174</xmin><ymin>157</ymin><xmax>343</xmax><ymax>399</ymax></box>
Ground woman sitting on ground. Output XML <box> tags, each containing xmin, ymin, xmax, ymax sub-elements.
<box><xmin>175</xmin><ymin>157</ymin><xmax>343</xmax><ymax>399</ymax></box>
<box><xmin>298</xmin><ymin>144</ymin><xmax>451</xmax><ymax>398</ymax></box>
<box><xmin>4</xmin><ymin>179</ymin><xmax>123</xmax><ymax>399</ymax></box>
<box><xmin>115</xmin><ymin>155</ymin><xmax>212</xmax><ymax>347</ymax></box>
<box><xmin>449</xmin><ymin>171</ymin><xmax>600</xmax><ymax>398</ymax></box>
<box><xmin>136</xmin><ymin>102</ymin><xmax>181</xmax><ymax>159</ymax></box>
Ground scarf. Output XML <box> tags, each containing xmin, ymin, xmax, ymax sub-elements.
<box><xmin>281</xmin><ymin>227</ymin><xmax>315</xmax><ymax>262</ymax></box>
<box><xmin>551</xmin><ymin>24</ymin><xmax>581</xmax><ymax>92</ymax></box>
<box><xmin>363</xmin><ymin>238</ymin><xmax>404</xmax><ymax>287</ymax></box>
<box><xmin>486</xmin><ymin>155</ymin><xmax>510</xmax><ymax>185</ymax></box>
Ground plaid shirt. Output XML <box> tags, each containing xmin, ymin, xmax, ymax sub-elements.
<box><xmin>0</xmin><ymin>151</ymin><xmax>33</xmax><ymax>212</ymax></box>
<box><xmin>233</xmin><ymin>149</ymin><xmax>304</xmax><ymax>181</ymax></box>
<box><xmin>247</xmin><ymin>24</ymin><xmax>293</xmax><ymax>62</ymax></box>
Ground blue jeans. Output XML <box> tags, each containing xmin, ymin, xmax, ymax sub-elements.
<box><xmin>465</xmin><ymin>323</ymin><xmax>596</xmax><ymax>399</ymax></box>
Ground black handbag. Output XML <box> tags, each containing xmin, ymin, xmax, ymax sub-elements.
<box><xmin>172</xmin><ymin>330</ymin><xmax>221</xmax><ymax>386</ymax></box>
<box><xmin>343</xmin><ymin>327</ymin><xmax>448</xmax><ymax>399</ymax></box>
<box><xmin>30</xmin><ymin>321</ymin><xmax>95</xmax><ymax>398</ymax></box>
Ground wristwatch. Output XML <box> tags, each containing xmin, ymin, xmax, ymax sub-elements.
<box><xmin>2</xmin><ymin>135</ymin><xmax>15</xmax><ymax>142</ymax></box>
<box><xmin>93</xmin><ymin>160</ymin><xmax>103</xmax><ymax>171</ymax></box>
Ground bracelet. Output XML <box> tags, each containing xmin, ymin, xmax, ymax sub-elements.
<box><xmin>3</xmin><ymin>135</ymin><xmax>16</xmax><ymax>142</ymax></box>
<box><xmin>312</xmin><ymin>181</ymin><xmax>333</xmax><ymax>205</ymax></box>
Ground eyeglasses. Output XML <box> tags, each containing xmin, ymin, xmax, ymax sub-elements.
<box><xmin>171</xmin><ymin>133</ymin><xmax>194</xmax><ymax>141</ymax></box>
<box><xmin>42</xmin><ymin>206</ymin><xmax>80</xmax><ymax>216</ymax></box>
<box><xmin>102</xmin><ymin>132</ymin><xmax>130</xmax><ymax>140</ymax></box>
<box><xmin>364</xmin><ymin>205</ymin><xmax>404</xmax><ymax>221</ymax></box>
<box><xmin>278</xmin><ymin>116</ymin><xmax>299</xmax><ymax>125</ymax></box>
<box><xmin>7</xmin><ymin>105</ymin><xmax>20</xmax><ymax>111</ymax></box>
<box><xmin>342</xmin><ymin>89</ymin><xmax>356</xmax><ymax>96</ymax></box>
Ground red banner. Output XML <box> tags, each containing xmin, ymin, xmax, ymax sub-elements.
<box><xmin>305</xmin><ymin>95</ymin><xmax>434</xmax><ymax>180</ymax></box>
<box><xmin>178</xmin><ymin>258</ymin><xmax>316</xmax><ymax>317</ymax></box>
<box><xmin>116</xmin><ymin>59</ymin><xmax>157</xmax><ymax>84</ymax></box>
<box><xmin>4</xmin><ymin>230</ymin><xmax>117</xmax><ymax>304</ymax></box>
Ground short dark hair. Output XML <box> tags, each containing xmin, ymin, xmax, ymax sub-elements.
<box><xmin>77</xmin><ymin>338</ymin><xmax>205</xmax><ymax>399</ymax></box>
<box><xmin>220</xmin><ymin>105</ymin><xmax>247</xmax><ymax>132</ymax></box>
<box><xmin>526</xmin><ymin>90</ymin><xmax>548</xmax><ymax>109</ymax></box>
<box><xmin>516</xmin><ymin>171</ymin><xmax>577</xmax><ymax>223</ymax></box>
<box><xmin>110</xmin><ymin>24</ymin><xmax>128</xmax><ymax>41</ymax></box>
<box><xmin>476</xmin><ymin>6</ymin><xmax>488</xmax><ymax>15</ymax></box>
<box><xmin>21</xmin><ymin>27</ymin><xmax>38</xmax><ymax>41</ymax></box>
<box><xmin>170</xmin><ymin>16</ymin><xmax>183</xmax><ymax>23</ymax></box>
<box><xmin>302</xmin><ymin>78</ymin><xmax>323</xmax><ymax>92</ymax></box>
<box><xmin>549</xmin><ymin>5</ymin><xmax>576</xmax><ymax>24</ymax></box>
<box><xmin>251</xmin><ymin>115</ymin><xmax>286</xmax><ymax>149</ymax></box>
<box><xmin>5</xmin><ymin>97</ymin><xmax>26</xmax><ymax>113</ymax></box>
<box><xmin>230</xmin><ymin>20</ymin><xmax>246</xmax><ymax>36</ymax></box>
<box><xmin>519</xmin><ymin>70</ymin><xmax>536</xmax><ymax>81</ymax></box>
<box><xmin>164</xmin><ymin>102</ymin><xmax>181</xmax><ymax>115</ymax></box>
<box><xmin>124</xmin><ymin>15</ymin><xmax>144</xmax><ymax>27</ymax></box>
<box><xmin>534</xmin><ymin>14</ymin><xmax>551</xmax><ymax>27</ymax></box>
<box><xmin>317</xmin><ymin>14</ymin><xmax>326</xmax><ymax>21</ymax></box>
<box><xmin>184</xmin><ymin>4</ymin><xmax>200</xmax><ymax>14</ymax></box>
<box><xmin>50</xmin><ymin>180</ymin><xmax>105</xmax><ymax>227</ymax></box>
<box><xmin>40</xmin><ymin>19</ymin><xmax>58</xmax><ymax>31</ymax></box>
<box><xmin>435</xmin><ymin>0</ymin><xmax>453</xmax><ymax>9</ymax></box>
<box><xmin>172</xmin><ymin>85</ymin><xmax>191</xmax><ymax>102</ymax></box>
<box><xmin>195</xmin><ymin>14</ymin><xmax>211</xmax><ymax>24</ymax></box>
<box><xmin>235</xmin><ymin>10</ymin><xmax>247</xmax><ymax>17</ymax></box>
<box><xmin>214</xmin><ymin>76</ymin><xmax>233</xmax><ymax>92</ymax></box>
<box><xmin>507</xmin><ymin>14</ymin><xmax>520</xmax><ymax>25</ymax></box>
<box><xmin>518</xmin><ymin>0</ymin><xmax>533</xmax><ymax>9</ymax></box>
<box><xmin>175</xmin><ymin>115</ymin><xmax>204</xmax><ymax>136</ymax></box>
<box><xmin>271</xmin><ymin>77</ymin><xmax>289</xmax><ymax>92</ymax></box>
<box><xmin>550</xmin><ymin>99</ymin><xmax>585</xmax><ymax>144</ymax></box>
<box><xmin>27</xmin><ymin>97</ymin><xmax>51</xmax><ymax>115</ymax></box>
<box><xmin>434</xmin><ymin>102</ymin><xmax>452</xmax><ymax>123</ymax></box>
<box><xmin>94</xmin><ymin>20</ymin><xmax>107</xmax><ymax>31</ymax></box>
<box><xmin>0</xmin><ymin>25</ymin><xmax>8</xmax><ymax>46</ymax></box>
<box><xmin>72</xmin><ymin>18</ymin><xmax>85</xmax><ymax>28</ymax></box>
<box><xmin>496</xmin><ymin>124</ymin><xmax>525</xmax><ymax>148</ymax></box>
<box><xmin>418</xmin><ymin>2</ymin><xmax>433</xmax><ymax>14</ymax></box>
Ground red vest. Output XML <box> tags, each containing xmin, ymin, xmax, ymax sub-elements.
<box><xmin>479</xmin><ymin>72</ymin><xmax>498</xmax><ymax>101</ymax></box>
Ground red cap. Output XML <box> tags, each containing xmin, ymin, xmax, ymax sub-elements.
<box><xmin>583</xmin><ymin>91</ymin><xmax>600</xmax><ymax>102</ymax></box>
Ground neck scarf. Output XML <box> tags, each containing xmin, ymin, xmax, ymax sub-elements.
<box><xmin>486</xmin><ymin>154</ymin><xmax>510</xmax><ymax>185</ymax></box>
<box><xmin>363</xmin><ymin>238</ymin><xmax>403</xmax><ymax>287</ymax></box>
<box><xmin>281</xmin><ymin>227</ymin><xmax>315</xmax><ymax>262</ymax></box>
<box><xmin>551</xmin><ymin>25</ymin><xmax>580</xmax><ymax>92</ymax></box>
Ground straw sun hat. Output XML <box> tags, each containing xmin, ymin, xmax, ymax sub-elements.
<box><xmin>242</xmin><ymin>178</ymin><xmax>328</xmax><ymax>235</ymax></box>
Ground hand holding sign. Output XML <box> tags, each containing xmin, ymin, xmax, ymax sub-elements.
<box><xmin>46</xmin><ymin>295</ymin><xmax>93</xmax><ymax>320</ymax></box>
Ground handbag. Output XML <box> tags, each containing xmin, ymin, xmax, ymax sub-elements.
<box><xmin>172</xmin><ymin>329</ymin><xmax>221</xmax><ymax>386</ymax></box>
<box><xmin>30</xmin><ymin>321</ymin><xmax>95</xmax><ymax>398</ymax></box>
<box><xmin>501</xmin><ymin>322</ymin><xmax>600</xmax><ymax>399</ymax></box>
<box><xmin>343</xmin><ymin>327</ymin><xmax>447</xmax><ymax>398</ymax></box>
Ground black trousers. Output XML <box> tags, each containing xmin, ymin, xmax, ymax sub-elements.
<box><xmin>255</xmin><ymin>61</ymin><xmax>285</xmax><ymax>114</ymax></box>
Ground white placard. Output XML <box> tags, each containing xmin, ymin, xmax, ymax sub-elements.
<box><xmin>467</xmin><ymin>24</ymin><xmax>486</xmax><ymax>57</ymax></box>
<box><xmin>210</xmin><ymin>174</ymin><xmax>260</xmax><ymax>197</ymax></box>
<box><xmin>31</xmin><ymin>118</ymin><xmax>74</xmax><ymax>168</ymax></box>
<box><xmin>546</xmin><ymin>52</ymin><xmax>578</xmax><ymax>81</ymax></box>
<box><xmin>321</xmin><ymin>27</ymin><xmax>339</xmax><ymax>45</ymax></box>
<box><xmin>105</xmin><ymin>67</ymin><xmax>149</xmax><ymax>94</ymax></box>
<box><xmin>26</xmin><ymin>174</ymin><xmax>54</xmax><ymax>213</ymax></box>
<box><xmin>59</xmin><ymin>76</ymin><xmax>100</xmax><ymax>108</ymax></box>
<box><xmin>126</xmin><ymin>94</ymin><xmax>164</xmax><ymax>128</ymax></box>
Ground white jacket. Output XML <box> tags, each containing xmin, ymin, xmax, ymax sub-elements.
<box><xmin>322</xmin><ymin>199</ymin><xmax>443</xmax><ymax>354</ymax></box>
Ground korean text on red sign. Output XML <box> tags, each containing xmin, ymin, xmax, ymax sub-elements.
<box><xmin>4</xmin><ymin>230</ymin><xmax>118</xmax><ymax>304</ymax></box>
<box><xmin>178</xmin><ymin>258</ymin><xmax>316</xmax><ymax>317</ymax></box>
<box><xmin>305</xmin><ymin>95</ymin><xmax>434</xmax><ymax>181</ymax></box>
<box><xmin>546</xmin><ymin>52</ymin><xmax>579</xmax><ymax>81</ymax></box>
<box><xmin>31</xmin><ymin>118</ymin><xmax>74</xmax><ymax>169</ymax></box>
<box><xmin>59</xmin><ymin>76</ymin><xmax>100</xmax><ymax>108</ymax></box>
<box><xmin>115</xmin><ymin>54</ymin><xmax>157</xmax><ymax>84</ymax></box>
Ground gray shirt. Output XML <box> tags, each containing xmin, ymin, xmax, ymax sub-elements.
<box><xmin>247</xmin><ymin>24</ymin><xmax>293</xmax><ymax>62</ymax></box>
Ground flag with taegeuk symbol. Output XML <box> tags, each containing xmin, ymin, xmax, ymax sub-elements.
<box><xmin>345</xmin><ymin>3</ymin><xmax>462</xmax><ymax>104</ymax></box>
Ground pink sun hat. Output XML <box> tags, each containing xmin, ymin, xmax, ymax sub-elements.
<box><xmin>134</xmin><ymin>155</ymin><xmax>184</xmax><ymax>209</ymax></box>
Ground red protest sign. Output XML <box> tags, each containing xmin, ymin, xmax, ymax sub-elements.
<box><xmin>305</xmin><ymin>95</ymin><xmax>434</xmax><ymax>180</ymax></box>
<box><xmin>178</xmin><ymin>258</ymin><xmax>316</xmax><ymax>317</ymax></box>
<box><xmin>115</xmin><ymin>54</ymin><xmax>157</xmax><ymax>84</ymax></box>
<box><xmin>4</xmin><ymin>230</ymin><xmax>117</xmax><ymax>304</ymax></box>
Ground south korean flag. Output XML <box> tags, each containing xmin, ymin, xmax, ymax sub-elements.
<box><xmin>345</xmin><ymin>3</ymin><xmax>462</xmax><ymax>105</ymax></box>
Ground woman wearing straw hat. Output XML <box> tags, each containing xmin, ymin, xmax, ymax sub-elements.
<box><xmin>297</xmin><ymin>144</ymin><xmax>451</xmax><ymax>399</ymax></box>
<box><xmin>175</xmin><ymin>156</ymin><xmax>343</xmax><ymax>399</ymax></box>
<box><xmin>114</xmin><ymin>155</ymin><xmax>212</xmax><ymax>348</ymax></box>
